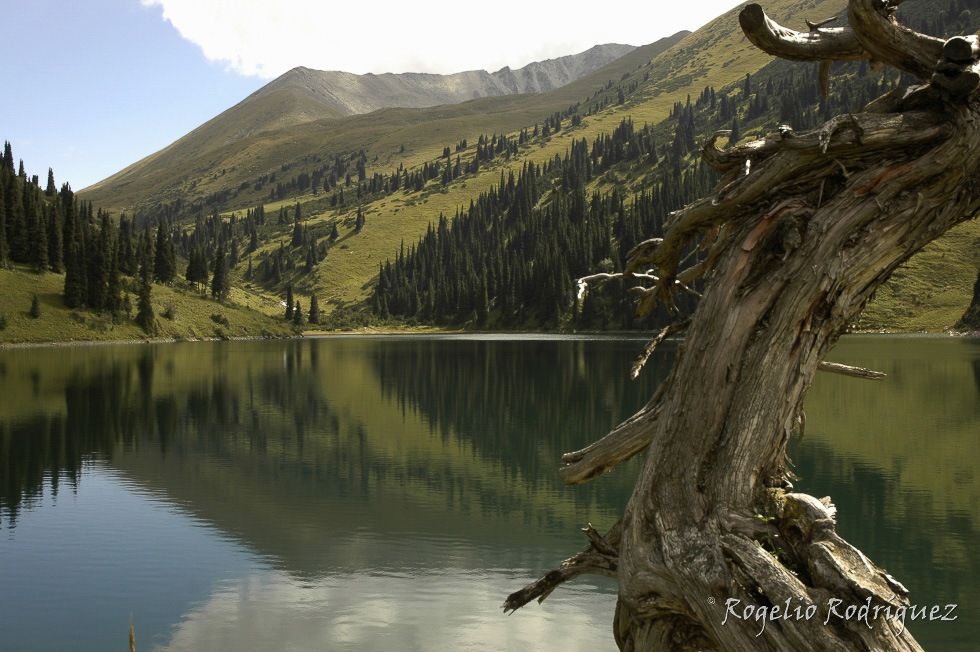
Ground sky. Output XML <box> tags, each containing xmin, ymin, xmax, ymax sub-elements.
<box><xmin>1</xmin><ymin>0</ymin><xmax>744</xmax><ymax>192</ymax></box>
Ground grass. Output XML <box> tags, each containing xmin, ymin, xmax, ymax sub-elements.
<box><xmin>858</xmin><ymin>219</ymin><xmax>980</xmax><ymax>331</ymax></box>
<box><xmin>0</xmin><ymin>264</ymin><xmax>295</xmax><ymax>346</ymax></box>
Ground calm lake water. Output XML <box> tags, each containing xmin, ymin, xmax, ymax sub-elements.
<box><xmin>0</xmin><ymin>335</ymin><xmax>976</xmax><ymax>650</ymax></box>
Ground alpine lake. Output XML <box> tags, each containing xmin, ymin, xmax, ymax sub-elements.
<box><xmin>0</xmin><ymin>334</ymin><xmax>977</xmax><ymax>650</ymax></box>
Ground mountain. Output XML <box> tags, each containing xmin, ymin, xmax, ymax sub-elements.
<box><xmin>260</xmin><ymin>44</ymin><xmax>638</xmax><ymax>117</ymax></box>
<box><xmin>47</xmin><ymin>0</ymin><xmax>980</xmax><ymax>340</ymax></box>
<box><xmin>79</xmin><ymin>36</ymin><xmax>683</xmax><ymax>212</ymax></box>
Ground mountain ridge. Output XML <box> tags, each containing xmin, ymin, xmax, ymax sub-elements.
<box><xmin>259</xmin><ymin>43</ymin><xmax>639</xmax><ymax>117</ymax></box>
<box><xmin>80</xmin><ymin>35</ymin><xmax>687</xmax><ymax>207</ymax></box>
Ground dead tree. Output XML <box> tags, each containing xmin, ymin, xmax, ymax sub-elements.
<box><xmin>504</xmin><ymin>1</ymin><xmax>979</xmax><ymax>650</ymax></box>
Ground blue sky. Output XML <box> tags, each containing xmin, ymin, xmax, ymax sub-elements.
<box><xmin>1</xmin><ymin>0</ymin><xmax>741</xmax><ymax>193</ymax></box>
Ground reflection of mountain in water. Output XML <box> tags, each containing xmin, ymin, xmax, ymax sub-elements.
<box><xmin>1</xmin><ymin>336</ymin><xmax>977</xmax><ymax>648</ymax></box>
<box><xmin>0</xmin><ymin>339</ymin><xmax>665</xmax><ymax>560</ymax></box>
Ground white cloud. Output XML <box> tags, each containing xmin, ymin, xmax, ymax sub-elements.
<box><xmin>140</xmin><ymin>0</ymin><xmax>743</xmax><ymax>79</ymax></box>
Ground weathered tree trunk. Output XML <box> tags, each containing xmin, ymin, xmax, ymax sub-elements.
<box><xmin>505</xmin><ymin>2</ymin><xmax>980</xmax><ymax>650</ymax></box>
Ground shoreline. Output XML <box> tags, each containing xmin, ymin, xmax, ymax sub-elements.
<box><xmin>0</xmin><ymin>333</ymin><xmax>296</xmax><ymax>350</ymax></box>
<box><xmin>2</xmin><ymin>327</ymin><xmax>977</xmax><ymax>350</ymax></box>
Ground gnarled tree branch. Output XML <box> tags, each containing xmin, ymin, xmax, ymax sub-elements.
<box><xmin>847</xmin><ymin>0</ymin><xmax>944</xmax><ymax>79</ymax></box>
<box><xmin>739</xmin><ymin>3</ymin><xmax>868</xmax><ymax>62</ymax></box>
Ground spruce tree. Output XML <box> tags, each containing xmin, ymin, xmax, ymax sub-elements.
<box><xmin>47</xmin><ymin>204</ymin><xmax>62</xmax><ymax>273</ymax></box>
<box><xmin>135</xmin><ymin>254</ymin><xmax>154</xmax><ymax>334</ymax></box>
<box><xmin>154</xmin><ymin>221</ymin><xmax>175</xmax><ymax>284</ymax></box>
<box><xmin>211</xmin><ymin>248</ymin><xmax>229</xmax><ymax>301</ymax></box>
<box><xmin>2</xmin><ymin>141</ymin><xmax>13</xmax><ymax>172</ymax></box>
<box><xmin>185</xmin><ymin>247</ymin><xmax>205</xmax><ymax>291</ymax></box>
<box><xmin>63</xmin><ymin>239</ymin><xmax>86</xmax><ymax>308</ymax></box>
<box><xmin>106</xmin><ymin>248</ymin><xmax>122</xmax><ymax>314</ymax></box>
<box><xmin>291</xmin><ymin>218</ymin><xmax>304</xmax><ymax>248</ymax></box>
<box><xmin>293</xmin><ymin>300</ymin><xmax>304</xmax><ymax>326</ymax></box>
<box><xmin>87</xmin><ymin>212</ymin><xmax>112</xmax><ymax>310</ymax></box>
<box><xmin>29</xmin><ymin>293</ymin><xmax>41</xmax><ymax>319</ymax></box>
<box><xmin>728</xmin><ymin>117</ymin><xmax>740</xmax><ymax>146</ymax></box>
<box><xmin>308</xmin><ymin>294</ymin><xmax>320</xmax><ymax>325</ymax></box>
<box><xmin>29</xmin><ymin>195</ymin><xmax>48</xmax><ymax>272</ymax></box>
<box><xmin>285</xmin><ymin>284</ymin><xmax>294</xmax><ymax>320</ymax></box>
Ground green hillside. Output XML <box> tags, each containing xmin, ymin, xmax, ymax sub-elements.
<box><xmin>5</xmin><ymin>0</ymin><xmax>980</xmax><ymax>344</ymax></box>
<box><xmin>80</xmin><ymin>34</ymin><xmax>689</xmax><ymax>214</ymax></box>
<box><xmin>0</xmin><ymin>263</ymin><xmax>294</xmax><ymax>346</ymax></box>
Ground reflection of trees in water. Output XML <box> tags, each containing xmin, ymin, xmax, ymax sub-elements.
<box><xmin>1</xmin><ymin>355</ymin><xmax>143</xmax><ymax>528</ymax></box>
<box><xmin>0</xmin><ymin>341</ymin><xmax>433</xmax><ymax>530</ymax></box>
<box><xmin>790</xmin><ymin>438</ymin><xmax>979</xmax><ymax>631</ymax></box>
<box><xmin>1</xmin><ymin>338</ymin><xmax>674</xmax><ymax>530</ymax></box>
<box><xmin>370</xmin><ymin>338</ymin><xmax>672</xmax><ymax>496</ymax></box>
<box><xmin>0</xmin><ymin>346</ymin><xmax>329</xmax><ymax>528</ymax></box>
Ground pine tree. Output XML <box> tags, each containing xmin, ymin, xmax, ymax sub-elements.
<box><xmin>330</xmin><ymin>222</ymin><xmax>340</xmax><ymax>242</ymax></box>
<box><xmin>211</xmin><ymin>248</ymin><xmax>229</xmax><ymax>301</ymax></box>
<box><xmin>355</xmin><ymin>207</ymin><xmax>365</xmax><ymax>232</ymax></box>
<box><xmin>47</xmin><ymin>204</ymin><xmax>62</xmax><ymax>273</ymax></box>
<box><xmin>308</xmin><ymin>294</ymin><xmax>320</xmax><ymax>325</ymax></box>
<box><xmin>154</xmin><ymin>221</ymin><xmax>175</xmax><ymax>284</ymax></box>
<box><xmin>29</xmin><ymin>194</ymin><xmax>48</xmax><ymax>272</ymax></box>
<box><xmin>186</xmin><ymin>247</ymin><xmax>206</xmax><ymax>292</ymax></box>
<box><xmin>291</xmin><ymin>210</ymin><xmax>304</xmax><ymax>247</ymax></box>
<box><xmin>117</xmin><ymin>215</ymin><xmax>136</xmax><ymax>276</ymax></box>
<box><xmin>728</xmin><ymin>117</ymin><xmax>741</xmax><ymax>146</ymax></box>
<box><xmin>29</xmin><ymin>293</ymin><xmax>41</xmax><ymax>319</ymax></box>
<box><xmin>135</xmin><ymin>253</ymin><xmax>155</xmax><ymax>334</ymax></box>
<box><xmin>87</xmin><ymin>212</ymin><xmax>112</xmax><ymax>310</ymax></box>
<box><xmin>2</xmin><ymin>141</ymin><xmax>13</xmax><ymax>172</ymax></box>
<box><xmin>285</xmin><ymin>284</ymin><xmax>294</xmax><ymax>320</ymax></box>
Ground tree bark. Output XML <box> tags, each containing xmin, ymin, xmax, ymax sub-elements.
<box><xmin>506</xmin><ymin>1</ymin><xmax>980</xmax><ymax>649</ymax></box>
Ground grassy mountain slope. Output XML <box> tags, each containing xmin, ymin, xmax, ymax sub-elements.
<box><xmin>227</xmin><ymin>0</ymin><xmax>853</xmax><ymax>312</ymax></box>
<box><xmin>77</xmin><ymin>0</ymin><xmax>980</xmax><ymax>334</ymax></box>
<box><xmin>80</xmin><ymin>34</ymin><xmax>687</xmax><ymax>213</ymax></box>
<box><xmin>82</xmin><ymin>86</ymin><xmax>345</xmax><ymax>206</ymax></box>
<box><xmin>0</xmin><ymin>264</ymin><xmax>294</xmax><ymax>345</ymax></box>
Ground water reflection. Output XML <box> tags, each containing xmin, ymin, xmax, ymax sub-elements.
<box><xmin>790</xmin><ymin>336</ymin><xmax>980</xmax><ymax>648</ymax></box>
<box><xmin>0</xmin><ymin>335</ymin><xmax>977</xmax><ymax>650</ymax></box>
<box><xmin>159</xmin><ymin>568</ymin><xmax>615</xmax><ymax>652</ymax></box>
